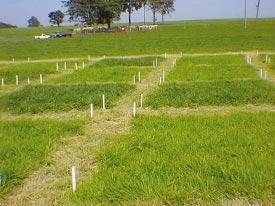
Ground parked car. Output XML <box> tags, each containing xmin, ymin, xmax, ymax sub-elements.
<box><xmin>34</xmin><ymin>34</ymin><xmax>51</xmax><ymax>40</ymax></box>
<box><xmin>50</xmin><ymin>32</ymin><xmax>72</xmax><ymax>38</ymax></box>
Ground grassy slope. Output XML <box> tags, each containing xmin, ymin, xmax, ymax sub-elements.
<box><xmin>168</xmin><ymin>55</ymin><xmax>258</xmax><ymax>81</ymax></box>
<box><xmin>0</xmin><ymin>19</ymin><xmax>274</xmax><ymax>60</ymax></box>
<box><xmin>146</xmin><ymin>80</ymin><xmax>275</xmax><ymax>108</ymax></box>
<box><xmin>0</xmin><ymin>84</ymin><xmax>134</xmax><ymax>113</ymax></box>
<box><xmin>70</xmin><ymin>112</ymin><xmax>275</xmax><ymax>205</ymax></box>
<box><xmin>0</xmin><ymin>119</ymin><xmax>83</xmax><ymax>197</ymax></box>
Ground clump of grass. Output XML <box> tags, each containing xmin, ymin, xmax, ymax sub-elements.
<box><xmin>69</xmin><ymin>112</ymin><xmax>275</xmax><ymax>205</ymax></box>
<box><xmin>0</xmin><ymin>84</ymin><xmax>133</xmax><ymax>114</ymax></box>
<box><xmin>0</xmin><ymin>119</ymin><xmax>83</xmax><ymax>197</ymax></box>
<box><xmin>146</xmin><ymin>80</ymin><xmax>275</xmax><ymax>108</ymax></box>
<box><xmin>0</xmin><ymin>62</ymin><xmax>56</xmax><ymax>84</ymax></box>
<box><xmin>92</xmin><ymin>57</ymin><xmax>163</xmax><ymax>67</ymax></box>
<box><xmin>51</xmin><ymin>66</ymin><xmax>152</xmax><ymax>84</ymax></box>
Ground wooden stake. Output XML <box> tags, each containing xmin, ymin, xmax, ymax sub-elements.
<box><xmin>12</xmin><ymin>58</ymin><xmax>15</xmax><ymax>63</ymax></box>
<box><xmin>1</xmin><ymin>78</ymin><xmax>4</xmax><ymax>87</ymax></box>
<box><xmin>88</xmin><ymin>55</ymin><xmax>90</xmax><ymax>61</ymax></box>
<box><xmin>153</xmin><ymin>60</ymin><xmax>155</xmax><ymax>68</ymax></box>
<box><xmin>138</xmin><ymin>72</ymin><xmax>141</xmax><ymax>83</ymax></box>
<box><xmin>82</xmin><ymin>62</ymin><xmax>85</xmax><ymax>69</ymax></box>
<box><xmin>71</xmin><ymin>166</ymin><xmax>77</xmax><ymax>192</ymax></box>
<box><xmin>56</xmin><ymin>63</ymin><xmax>59</xmax><ymax>71</ymax></box>
<box><xmin>27</xmin><ymin>78</ymin><xmax>31</xmax><ymax>85</ymax></box>
<box><xmin>265</xmin><ymin>55</ymin><xmax>269</xmax><ymax>64</ymax></box>
<box><xmin>133</xmin><ymin>75</ymin><xmax>136</xmax><ymax>85</ymax></box>
<box><xmin>260</xmin><ymin>69</ymin><xmax>263</xmax><ymax>79</ymax></box>
<box><xmin>75</xmin><ymin>63</ymin><xmax>78</xmax><ymax>70</ymax></box>
<box><xmin>162</xmin><ymin>70</ymin><xmax>165</xmax><ymax>82</ymax></box>
<box><xmin>264</xmin><ymin>71</ymin><xmax>267</xmax><ymax>80</ymax></box>
<box><xmin>140</xmin><ymin>94</ymin><xmax>143</xmax><ymax>108</ymax></box>
<box><xmin>64</xmin><ymin>62</ymin><xmax>67</xmax><ymax>71</ymax></box>
<box><xmin>159</xmin><ymin>75</ymin><xmax>162</xmax><ymax>85</ymax></box>
<box><xmin>28</xmin><ymin>57</ymin><xmax>30</xmax><ymax>63</ymax></box>
<box><xmin>164</xmin><ymin>53</ymin><xmax>167</xmax><ymax>58</ymax></box>
<box><xmin>102</xmin><ymin>94</ymin><xmax>106</xmax><ymax>110</ymax></box>
<box><xmin>16</xmin><ymin>75</ymin><xmax>19</xmax><ymax>85</ymax></box>
<box><xmin>133</xmin><ymin>101</ymin><xmax>136</xmax><ymax>117</ymax></box>
<box><xmin>155</xmin><ymin>58</ymin><xmax>158</xmax><ymax>67</ymax></box>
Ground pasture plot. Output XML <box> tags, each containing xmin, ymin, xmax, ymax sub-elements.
<box><xmin>168</xmin><ymin>55</ymin><xmax>258</xmax><ymax>82</ymax></box>
<box><xmin>0</xmin><ymin>119</ymin><xmax>83</xmax><ymax>197</ymax></box>
<box><xmin>0</xmin><ymin>84</ymin><xmax>133</xmax><ymax>114</ymax></box>
<box><xmin>68</xmin><ymin>112</ymin><xmax>275</xmax><ymax>205</ymax></box>
<box><xmin>146</xmin><ymin>80</ymin><xmax>275</xmax><ymax>108</ymax></box>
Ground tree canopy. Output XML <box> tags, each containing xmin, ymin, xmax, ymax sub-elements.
<box><xmin>48</xmin><ymin>10</ymin><xmax>65</xmax><ymax>27</ymax></box>
<box><xmin>28</xmin><ymin>16</ymin><xmax>41</xmax><ymax>27</ymax></box>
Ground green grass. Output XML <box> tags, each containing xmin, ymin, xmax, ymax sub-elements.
<box><xmin>168</xmin><ymin>56</ymin><xmax>258</xmax><ymax>81</ymax></box>
<box><xmin>146</xmin><ymin>80</ymin><xmax>275</xmax><ymax>108</ymax></box>
<box><xmin>0</xmin><ymin>19</ymin><xmax>275</xmax><ymax>60</ymax></box>
<box><xmin>0</xmin><ymin>62</ymin><xmax>57</xmax><ymax>84</ymax></box>
<box><xmin>0</xmin><ymin>84</ymin><xmax>133</xmax><ymax>114</ymax></box>
<box><xmin>0</xmin><ymin>119</ymin><xmax>83</xmax><ymax>197</ymax></box>
<box><xmin>93</xmin><ymin>57</ymin><xmax>163</xmax><ymax>67</ymax></box>
<box><xmin>51</xmin><ymin>66</ymin><xmax>152</xmax><ymax>84</ymax></box>
<box><xmin>69</xmin><ymin>112</ymin><xmax>275</xmax><ymax>205</ymax></box>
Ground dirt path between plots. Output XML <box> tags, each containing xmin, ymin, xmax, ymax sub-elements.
<box><xmin>0</xmin><ymin>56</ymin><xmax>178</xmax><ymax>206</ymax></box>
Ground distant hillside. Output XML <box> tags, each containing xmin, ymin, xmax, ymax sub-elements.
<box><xmin>0</xmin><ymin>22</ymin><xmax>17</xmax><ymax>29</ymax></box>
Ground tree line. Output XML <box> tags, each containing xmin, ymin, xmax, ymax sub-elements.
<box><xmin>28</xmin><ymin>0</ymin><xmax>175</xmax><ymax>28</ymax></box>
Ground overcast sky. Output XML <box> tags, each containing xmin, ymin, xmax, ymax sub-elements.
<box><xmin>0</xmin><ymin>0</ymin><xmax>274</xmax><ymax>27</ymax></box>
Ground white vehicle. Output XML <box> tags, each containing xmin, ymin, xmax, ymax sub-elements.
<box><xmin>34</xmin><ymin>34</ymin><xmax>51</xmax><ymax>40</ymax></box>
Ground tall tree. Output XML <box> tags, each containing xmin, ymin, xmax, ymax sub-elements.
<box><xmin>148</xmin><ymin>1</ymin><xmax>158</xmax><ymax>24</ymax></box>
<box><xmin>97</xmin><ymin>0</ymin><xmax>122</xmax><ymax>28</ymax></box>
<box><xmin>62</xmin><ymin>0</ymin><xmax>98</xmax><ymax>25</ymax></box>
<box><xmin>156</xmin><ymin>0</ymin><xmax>175</xmax><ymax>24</ymax></box>
<box><xmin>121</xmin><ymin>0</ymin><xmax>142</xmax><ymax>27</ymax></box>
<box><xmin>48</xmin><ymin>10</ymin><xmax>65</xmax><ymax>27</ymax></box>
<box><xmin>140</xmin><ymin>0</ymin><xmax>147</xmax><ymax>25</ymax></box>
<box><xmin>28</xmin><ymin>16</ymin><xmax>41</xmax><ymax>27</ymax></box>
<box><xmin>256</xmin><ymin>0</ymin><xmax>261</xmax><ymax>19</ymax></box>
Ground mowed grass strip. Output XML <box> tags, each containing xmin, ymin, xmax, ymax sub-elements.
<box><xmin>0</xmin><ymin>119</ymin><xmax>83</xmax><ymax>197</ymax></box>
<box><xmin>168</xmin><ymin>55</ymin><xmax>257</xmax><ymax>82</ymax></box>
<box><xmin>0</xmin><ymin>84</ymin><xmax>133</xmax><ymax>114</ymax></box>
<box><xmin>51</xmin><ymin>66</ymin><xmax>152</xmax><ymax>84</ymax></box>
<box><xmin>69</xmin><ymin>112</ymin><xmax>275</xmax><ymax>205</ymax></box>
<box><xmin>146</xmin><ymin>80</ymin><xmax>275</xmax><ymax>108</ymax></box>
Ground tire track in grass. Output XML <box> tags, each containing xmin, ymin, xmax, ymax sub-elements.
<box><xmin>0</xmin><ymin>56</ymin><xmax>178</xmax><ymax>206</ymax></box>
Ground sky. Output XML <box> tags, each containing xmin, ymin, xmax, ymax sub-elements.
<box><xmin>0</xmin><ymin>0</ymin><xmax>274</xmax><ymax>27</ymax></box>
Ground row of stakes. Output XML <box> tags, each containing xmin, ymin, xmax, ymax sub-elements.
<box><xmin>245</xmin><ymin>54</ymin><xmax>271</xmax><ymax>65</ymax></box>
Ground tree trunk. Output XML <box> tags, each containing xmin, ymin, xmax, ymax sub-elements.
<box><xmin>143</xmin><ymin>4</ymin><xmax>146</xmax><ymax>25</ymax></box>
<box><xmin>128</xmin><ymin>7</ymin><xmax>131</xmax><ymax>27</ymax></box>
<box><xmin>153</xmin><ymin>8</ymin><xmax>156</xmax><ymax>25</ymax></box>
<box><xmin>57</xmin><ymin>22</ymin><xmax>60</xmax><ymax>27</ymax></box>
<box><xmin>107</xmin><ymin>19</ymin><xmax>111</xmax><ymax>29</ymax></box>
<box><xmin>162</xmin><ymin>14</ymin><xmax>164</xmax><ymax>24</ymax></box>
<box><xmin>256</xmin><ymin>0</ymin><xmax>261</xmax><ymax>19</ymax></box>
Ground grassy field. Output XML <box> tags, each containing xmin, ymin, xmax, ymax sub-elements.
<box><xmin>0</xmin><ymin>119</ymin><xmax>83</xmax><ymax>197</ymax></box>
<box><xmin>0</xmin><ymin>19</ymin><xmax>275</xmax><ymax>60</ymax></box>
<box><xmin>69</xmin><ymin>112</ymin><xmax>275</xmax><ymax>205</ymax></box>
<box><xmin>0</xmin><ymin>84</ymin><xmax>133</xmax><ymax>114</ymax></box>
<box><xmin>146</xmin><ymin>80</ymin><xmax>275</xmax><ymax>108</ymax></box>
<box><xmin>168</xmin><ymin>55</ymin><xmax>258</xmax><ymax>81</ymax></box>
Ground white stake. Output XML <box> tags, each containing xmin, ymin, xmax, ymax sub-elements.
<box><xmin>250</xmin><ymin>57</ymin><xmax>252</xmax><ymax>65</ymax></box>
<box><xmin>90</xmin><ymin>103</ymin><xmax>94</xmax><ymax>118</ymax></box>
<box><xmin>133</xmin><ymin>101</ymin><xmax>136</xmax><ymax>117</ymax></box>
<box><xmin>138</xmin><ymin>72</ymin><xmax>141</xmax><ymax>83</ymax></box>
<box><xmin>64</xmin><ymin>62</ymin><xmax>67</xmax><ymax>71</ymax></box>
<box><xmin>1</xmin><ymin>78</ymin><xmax>5</xmax><ymax>87</ymax></box>
<box><xmin>82</xmin><ymin>62</ymin><xmax>85</xmax><ymax>69</ymax></box>
<box><xmin>16</xmin><ymin>75</ymin><xmax>19</xmax><ymax>85</ymax></box>
<box><xmin>133</xmin><ymin>75</ymin><xmax>136</xmax><ymax>85</ymax></box>
<box><xmin>256</xmin><ymin>50</ymin><xmax>259</xmax><ymax>56</ymax></box>
<box><xmin>260</xmin><ymin>69</ymin><xmax>263</xmax><ymax>79</ymax></box>
<box><xmin>27</xmin><ymin>78</ymin><xmax>31</xmax><ymax>85</ymax></box>
<box><xmin>164</xmin><ymin>53</ymin><xmax>167</xmax><ymax>58</ymax></box>
<box><xmin>268</xmin><ymin>57</ymin><xmax>271</xmax><ymax>64</ymax></box>
<box><xmin>140</xmin><ymin>94</ymin><xmax>143</xmax><ymax>108</ymax></box>
<box><xmin>162</xmin><ymin>70</ymin><xmax>165</xmax><ymax>82</ymax></box>
<box><xmin>71</xmin><ymin>166</ymin><xmax>78</xmax><ymax>192</ymax></box>
<box><xmin>88</xmin><ymin>55</ymin><xmax>90</xmax><ymax>61</ymax></box>
<box><xmin>159</xmin><ymin>75</ymin><xmax>162</xmax><ymax>85</ymax></box>
<box><xmin>181</xmin><ymin>52</ymin><xmax>183</xmax><ymax>57</ymax></box>
<box><xmin>75</xmin><ymin>63</ymin><xmax>78</xmax><ymax>70</ymax></box>
<box><xmin>40</xmin><ymin>74</ymin><xmax>43</xmax><ymax>84</ymax></box>
<box><xmin>155</xmin><ymin>58</ymin><xmax>158</xmax><ymax>68</ymax></box>
<box><xmin>56</xmin><ymin>63</ymin><xmax>59</xmax><ymax>71</ymax></box>
<box><xmin>153</xmin><ymin>60</ymin><xmax>155</xmax><ymax>68</ymax></box>
<box><xmin>12</xmin><ymin>58</ymin><xmax>15</xmax><ymax>63</ymax></box>
<box><xmin>28</xmin><ymin>57</ymin><xmax>30</xmax><ymax>63</ymax></box>
<box><xmin>102</xmin><ymin>94</ymin><xmax>106</xmax><ymax>110</ymax></box>
<box><xmin>265</xmin><ymin>55</ymin><xmax>268</xmax><ymax>64</ymax></box>
<box><xmin>264</xmin><ymin>71</ymin><xmax>267</xmax><ymax>80</ymax></box>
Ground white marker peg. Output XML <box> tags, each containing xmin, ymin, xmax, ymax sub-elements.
<box><xmin>71</xmin><ymin>166</ymin><xmax>78</xmax><ymax>192</ymax></box>
<box><xmin>268</xmin><ymin>57</ymin><xmax>271</xmax><ymax>64</ymax></box>
<box><xmin>27</xmin><ymin>78</ymin><xmax>31</xmax><ymax>85</ymax></box>
<box><xmin>260</xmin><ymin>69</ymin><xmax>263</xmax><ymax>79</ymax></box>
<box><xmin>56</xmin><ymin>63</ymin><xmax>59</xmax><ymax>71</ymax></box>
<box><xmin>12</xmin><ymin>58</ymin><xmax>15</xmax><ymax>63</ymax></box>
<box><xmin>265</xmin><ymin>55</ymin><xmax>269</xmax><ymax>64</ymax></box>
<box><xmin>64</xmin><ymin>62</ymin><xmax>67</xmax><ymax>71</ymax></box>
<box><xmin>15</xmin><ymin>75</ymin><xmax>19</xmax><ymax>85</ymax></box>
<box><xmin>181</xmin><ymin>52</ymin><xmax>183</xmax><ymax>57</ymax></box>
<box><xmin>164</xmin><ymin>53</ymin><xmax>167</xmax><ymax>58</ymax></box>
<box><xmin>27</xmin><ymin>57</ymin><xmax>30</xmax><ymax>63</ymax></box>
<box><xmin>75</xmin><ymin>63</ymin><xmax>78</xmax><ymax>70</ymax></box>
<box><xmin>90</xmin><ymin>104</ymin><xmax>94</xmax><ymax>118</ymax></box>
<box><xmin>264</xmin><ymin>71</ymin><xmax>267</xmax><ymax>80</ymax></box>
<box><xmin>88</xmin><ymin>55</ymin><xmax>91</xmax><ymax>61</ymax></box>
<box><xmin>102</xmin><ymin>94</ymin><xmax>106</xmax><ymax>110</ymax></box>
<box><xmin>159</xmin><ymin>75</ymin><xmax>162</xmax><ymax>85</ymax></box>
<box><xmin>133</xmin><ymin>101</ymin><xmax>136</xmax><ymax>117</ymax></box>
<box><xmin>256</xmin><ymin>50</ymin><xmax>259</xmax><ymax>56</ymax></box>
<box><xmin>155</xmin><ymin>58</ymin><xmax>158</xmax><ymax>67</ymax></box>
<box><xmin>153</xmin><ymin>60</ymin><xmax>155</xmax><ymax>68</ymax></box>
<box><xmin>133</xmin><ymin>75</ymin><xmax>136</xmax><ymax>85</ymax></box>
<box><xmin>140</xmin><ymin>94</ymin><xmax>143</xmax><ymax>108</ymax></box>
<box><xmin>1</xmin><ymin>78</ymin><xmax>5</xmax><ymax>87</ymax></box>
<box><xmin>162</xmin><ymin>70</ymin><xmax>165</xmax><ymax>82</ymax></box>
<box><xmin>82</xmin><ymin>62</ymin><xmax>85</xmax><ymax>69</ymax></box>
<box><xmin>138</xmin><ymin>72</ymin><xmax>141</xmax><ymax>83</ymax></box>
<box><xmin>40</xmin><ymin>74</ymin><xmax>43</xmax><ymax>84</ymax></box>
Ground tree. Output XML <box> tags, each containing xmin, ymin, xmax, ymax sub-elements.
<box><xmin>140</xmin><ymin>0</ymin><xmax>148</xmax><ymax>25</ymax></box>
<box><xmin>148</xmin><ymin>1</ymin><xmax>158</xmax><ymax>24</ymax></box>
<box><xmin>97</xmin><ymin>0</ymin><xmax>122</xmax><ymax>28</ymax></box>
<box><xmin>28</xmin><ymin>16</ymin><xmax>41</xmax><ymax>27</ymax></box>
<box><xmin>156</xmin><ymin>0</ymin><xmax>175</xmax><ymax>24</ymax></box>
<box><xmin>121</xmin><ymin>0</ymin><xmax>143</xmax><ymax>27</ymax></box>
<box><xmin>256</xmin><ymin>0</ymin><xmax>261</xmax><ymax>19</ymax></box>
<box><xmin>48</xmin><ymin>10</ymin><xmax>64</xmax><ymax>27</ymax></box>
